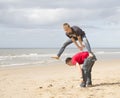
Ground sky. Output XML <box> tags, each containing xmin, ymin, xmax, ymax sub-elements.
<box><xmin>0</xmin><ymin>0</ymin><xmax>120</xmax><ymax>48</ymax></box>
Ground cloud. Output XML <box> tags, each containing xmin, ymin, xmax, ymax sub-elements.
<box><xmin>0</xmin><ymin>0</ymin><xmax>119</xmax><ymax>29</ymax></box>
<box><xmin>0</xmin><ymin>0</ymin><xmax>120</xmax><ymax>9</ymax></box>
<box><xmin>0</xmin><ymin>7</ymin><xmax>119</xmax><ymax>29</ymax></box>
<box><xmin>0</xmin><ymin>0</ymin><xmax>120</xmax><ymax>48</ymax></box>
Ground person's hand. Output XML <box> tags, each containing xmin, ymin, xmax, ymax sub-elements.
<box><xmin>88</xmin><ymin>53</ymin><xmax>93</xmax><ymax>58</ymax></box>
<box><xmin>78</xmin><ymin>46</ymin><xmax>83</xmax><ymax>51</ymax></box>
<box><xmin>81</xmin><ymin>44</ymin><xmax>85</xmax><ymax>48</ymax></box>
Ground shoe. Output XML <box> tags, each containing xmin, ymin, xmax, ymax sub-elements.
<box><xmin>86</xmin><ymin>84</ymin><xmax>92</xmax><ymax>87</ymax></box>
<box><xmin>51</xmin><ymin>56</ymin><xmax>59</xmax><ymax>60</ymax></box>
<box><xmin>86</xmin><ymin>82</ymin><xmax>92</xmax><ymax>87</ymax></box>
<box><xmin>80</xmin><ymin>81</ymin><xmax>86</xmax><ymax>87</ymax></box>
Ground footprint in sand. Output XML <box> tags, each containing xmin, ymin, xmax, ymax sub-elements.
<box><xmin>71</xmin><ymin>85</ymin><xmax>74</xmax><ymax>88</ymax></box>
<box><xmin>61</xmin><ymin>87</ymin><xmax>66</xmax><ymax>89</ymax></box>
<box><xmin>48</xmin><ymin>84</ymin><xmax>53</xmax><ymax>88</ymax></box>
<box><xmin>50</xmin><ymin>97</ymin><xmax>55</xmax><ymax>98</ymax></box>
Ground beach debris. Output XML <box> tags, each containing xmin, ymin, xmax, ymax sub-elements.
<box><xmin>50</xmin><ymin>97</ymin><xmax>55</xmax><ymax>98</ymax></box>
<box><xmin>61</xmin><ymin>87</ymin><xmax>66</xmax><ymax>89</ymax></box>
<box><xmin>39</xmin><ymin>86</ymin><xmax>43</xmax><ymax>89</ymax></box>
<box><xmin>71</xmin><ymin>85</ymin><xmax>74</xmax><ymax>88</ymax></box>
<box><xmin>48</xmin><ymin>84</ymin><xmax>53</xmax><ymax>88</ymax></box>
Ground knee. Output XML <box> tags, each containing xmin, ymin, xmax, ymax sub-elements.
<box><xmin>82</xmin><ymin>67</ymin><xmax>87</xmax><ymax>73</ymax></box>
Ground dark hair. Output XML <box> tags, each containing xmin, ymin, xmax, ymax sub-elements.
<box><xmin>63</xmin><ymin>23</ymin><xmax>70</xmax><ymax>27</ymax></box>
<box><xmin>65</xmin><ymin>57</ymin><xmax>72</xmax><ymax>64</ymax></box>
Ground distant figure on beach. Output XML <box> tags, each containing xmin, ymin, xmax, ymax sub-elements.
<box><xmin>65</xmin><ymin>51</ymin><xmax>96</xmax><ymax>87</ymax></box>
<box><xmin>52</xmin><ymin>23</ymin><xmax>94</xmax><ymax>59</ymax></box>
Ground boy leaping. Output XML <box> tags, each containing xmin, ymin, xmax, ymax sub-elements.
<box><xmin>52</xmin><ymin>23</ymin><xmax>95</xmax><ymax>59</ymax></box>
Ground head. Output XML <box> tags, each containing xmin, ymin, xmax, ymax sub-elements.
<box><xmin>65</xmin><ymin>57</ymin><xmax>73</xmax><ymax>66</ymax></box>
<box><xmin>63</xmin><ymin>23</ymin><xmax>72</xmax><ymax>33</ymax></box>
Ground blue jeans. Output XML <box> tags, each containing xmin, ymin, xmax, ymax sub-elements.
<box><xmin>57</xmin><ymin>36</ymin><xmax>92</xmax><ymax>57</ymax></box>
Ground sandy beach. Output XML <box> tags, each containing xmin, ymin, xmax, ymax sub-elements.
<box><xmin>0</xmin><ymin>59</ymin><xmax>120</xmax><ymax>98</ymax></box>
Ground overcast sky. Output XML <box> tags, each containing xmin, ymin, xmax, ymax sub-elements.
<box><xmin>0</xmin><ymin>0</ymin><xmax>120</xmax><ymax>48</ymax></box>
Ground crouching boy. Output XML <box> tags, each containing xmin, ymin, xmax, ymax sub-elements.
<box><xmin>65</xmin><ymin>51</ymin><xmax>96</xmax><ymax>87</ymax></box>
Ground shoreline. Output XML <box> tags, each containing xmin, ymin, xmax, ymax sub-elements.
<box><xmin>0</xmin><ymin>58</ymin><xmax>120</xmax><ymax>69</ymax></box>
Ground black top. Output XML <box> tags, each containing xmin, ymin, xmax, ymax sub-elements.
<box><xmin>66</xmin><ymin>26</ymin><xmax>85</xmax><ymax>40</ymax></box>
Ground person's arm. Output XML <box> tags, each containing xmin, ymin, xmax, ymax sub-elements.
<box><xmin>71</xmin><ymin>37</ymin><xmax>83</xmax><ymax>50</ymax></box>
<box><xmin>76</xmin><ymin>63</ymin><xmax>83</xmax><ymax>81</ymax></box>
<box><xmin>77</xmin><ymin>36</ymin><xmax>85</xmax><ymax>48</ymax></box>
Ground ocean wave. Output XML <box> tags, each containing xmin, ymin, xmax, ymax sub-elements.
<box><xmin>0</xmin><ymin>53</ymin><xmax>55</xmax><ymax>59</ymax></box>
<box><xmin>0</xmin><ymin>60</ymin><xmax>56</xmax><ymax>67</ymax></box>
<box><xmin>96</xmin><ymin>51</ymin><xmax>120</xmax><ymax>54</ymax></box>
<box><xmin>96</xmin><ymin>51</ymin><xmax>105</xmax><ymax>54</ymax></box>
<box><xmin>0</xmin><ymin>51</ymin><xmax>120</xmax><ymax>60</ymax></box>
<box><xmin>0</xmin><ymin>51</ymin><xmax>120</xmax><ymax>67</ymax></box>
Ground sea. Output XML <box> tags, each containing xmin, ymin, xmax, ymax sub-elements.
<box><xmin>0</xmin><ymin>48</ymin><xmax>120</xmax><ymax>67</ymax></box>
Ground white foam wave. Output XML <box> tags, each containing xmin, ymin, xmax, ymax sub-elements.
<box><xmin>0</xmin><ymin>53</ymin><xmax>55</xmax><ymax>59</ymax></box>
<box><xmin>0</xmin><ymin>51</ymin><xmax>120</xmax><ymax>62</ymax></box>
<box><xmin>96</xmin><ymin>51</ymin><xmax>105</xmax><ymax>54</ymax></box>
<box><xmin>1</xmin><ymin>51</ymin><xmax>119</xmax><ymax>59</ymax></box>
<box><xmin>96</xmin><ymin>51</ymin><xmax>120</xmax><ymax>55</ymax></box>
<box><xmin>0</xmin><ymin>60</ymin><xmax>54</xmax><ymax>67</ymax></box>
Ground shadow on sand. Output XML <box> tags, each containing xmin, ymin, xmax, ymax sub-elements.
<box><xmin>93</xmin><ymin>82</ymin><xmax>120</xmax><ymax>87</ymax></box>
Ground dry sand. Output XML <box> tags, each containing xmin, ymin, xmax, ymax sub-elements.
<box><xmin>0</xmin><ymin>60</ymin><xmax>120</xmax><ymax>98</ymax></box>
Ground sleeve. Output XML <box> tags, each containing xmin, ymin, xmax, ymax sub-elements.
<box><xmin>74</xmin><ymin>26</ymin><xmax>84</xmax><ymax>37</ymax></box>
<box><xmin>76</xmin><ymin>28</ymin><xmax>83</xmax><ymax>36</ymax></box>
<box><xmin>72</xmin><ymin>58</ymin><xmax>77</xmax><ymax>65</ymax></box>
